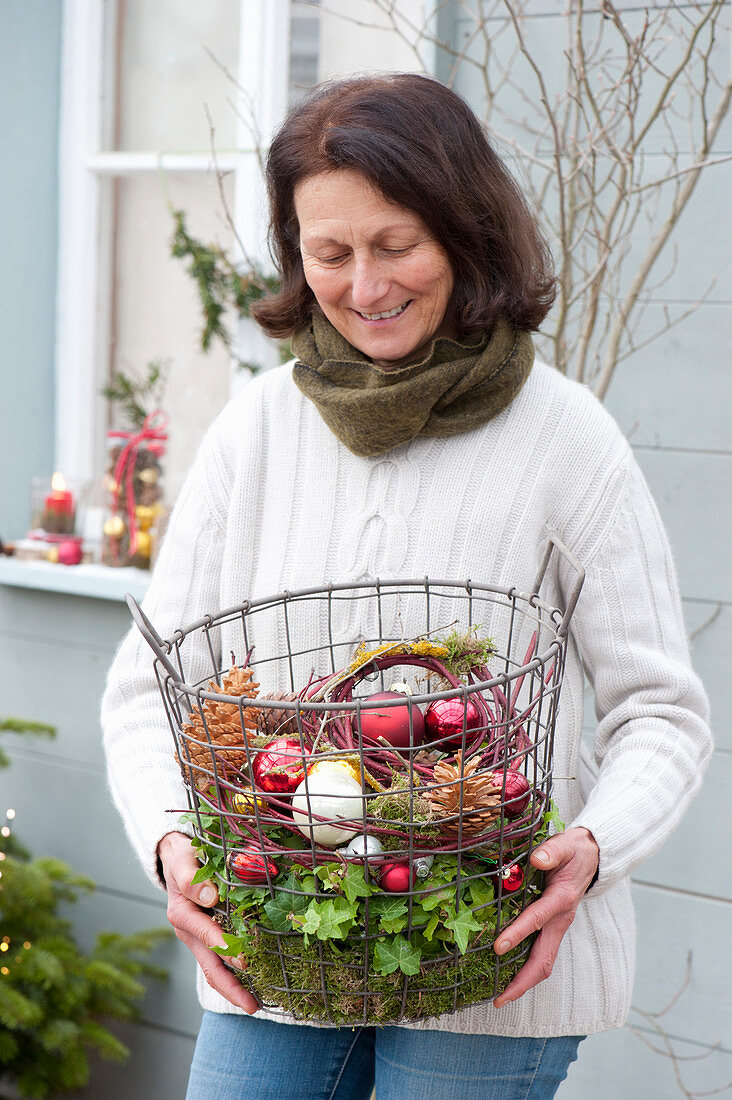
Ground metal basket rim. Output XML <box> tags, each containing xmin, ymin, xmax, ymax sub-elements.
<box><xmin>150</xmin><ymin>575</ymin><xmax>569</xmax><ymax>701</ymax></box>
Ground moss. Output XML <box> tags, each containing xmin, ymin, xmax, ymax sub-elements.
<box><xmin>233</xmin><ymin>924</ymin><xmax>530</xmax><ymax>1024</ymax></box>
<box><xmin>370</xmin><ymin>772</ymin><xmax>438</xmax><ymax>852</ymax></box>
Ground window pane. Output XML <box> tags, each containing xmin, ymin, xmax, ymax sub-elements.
<box><xmin>108</xmin><ymin>172</ymin><xmax>234</xmax><ymax>497</ymax></box>
<box><xmin>290</xmin><ymin>1</ymin><xmax>320</xmax><ymax>106</ymax></box>
<box><xmin>114</xmin><ymin>0</ymin><xmax>241</xmax><ymax>152</ymax></box>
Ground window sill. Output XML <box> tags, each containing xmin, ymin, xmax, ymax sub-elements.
<box><xmin>0</xmin><ymin>558</ymin><xmax>150</xmax><ymax>602</ymax></box>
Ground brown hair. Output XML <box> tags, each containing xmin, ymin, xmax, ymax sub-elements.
<box><xmin>251</xmin><ymin>73</ymin><xmax>555</xmax><ymax>338</ymax></box>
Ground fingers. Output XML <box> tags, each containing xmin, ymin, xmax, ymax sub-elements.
<box><xmin>175</xmin><ymin>923</ymin><xmax>259</xmax><ymax>1014</ymax></box>
<box><xmin>159</xmin><ymin>831</ymin><xmax>220</xmax><ymax>908</ymax></box>
<box><xmin>494</xmin><ymin>876</ymin><xmax>576</xmax><ymax>953</ymax></box>
<box><xmin>158</xmin><ymin>832</ymin><xmax>258</xmax><ymax>1014</ymax></box>
<box><xmin>493</xmin><ymin>915</ymin><xmax>569</xmax><ymax>1007</ymax></box>
<box><xmin>491</xmin><ymin>829</ymin><xmax>599</xmax><ymax>1008</ymax></box>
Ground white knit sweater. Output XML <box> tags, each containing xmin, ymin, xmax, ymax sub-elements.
<box><xmin>101</xmin><ymin>359</ymin><xmax>711</xmax><ymax>1037</ymax></box>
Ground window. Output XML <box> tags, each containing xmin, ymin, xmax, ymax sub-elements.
<box><xmin>56</xmin><ymin>0</ymin><xmax>320</xmax><ymax>497</ymax></box>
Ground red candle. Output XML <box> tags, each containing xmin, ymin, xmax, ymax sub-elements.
<box><xmin>44</xmin><ymin>473</ymin><xmax>75</xmax><ymax>516</ymax></box>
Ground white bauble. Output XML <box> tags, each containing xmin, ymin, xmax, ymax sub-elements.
<box><xmin>291</xmin><ymin>768</ymin><xmax>365</xmax><ymax>847</ymax></box>
<box><xmin>339</xmin><ymin>834</ymin><xmax>384</xmax><ymax>859</ymax></box>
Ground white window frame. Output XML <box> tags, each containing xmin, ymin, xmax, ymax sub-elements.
<box><xmin>54</xmin><ymin>0</ymin><xmax>291</xmax><ymax>482</ymax></box>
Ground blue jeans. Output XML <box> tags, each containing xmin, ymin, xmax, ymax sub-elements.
<box><xmin>186</xmin><ymin>1012</ymin><xmax>584</xmax><ymax>1100</ymax></box>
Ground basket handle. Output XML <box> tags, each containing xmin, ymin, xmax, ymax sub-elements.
<box><xmin>531</xmin><ymin>536</ymin><xmax>585</xmax><ymax>637</ymax></box>
<box><xmin>124</xmin><ymin>593</ymin><xmax>179</xmax><ymax>680</ymax></box>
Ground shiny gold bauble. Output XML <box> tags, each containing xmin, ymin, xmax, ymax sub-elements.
<box><xmin>134</xmin><ymin>530</ymin><xmax>152</xmax><ymax>558</ymax></box>
<box><xmin>135</xmin><ymin>505</ymin><xmax>156</xmax><ymax>531</ymax></box>
<box><xmin>232</xmin><ymin>790</ymin><xmax>266</xmax><ymax>814</ymax></box>
<box><xmin>103</xmin><ymin>515</ymin><xmax>126</xmax><ymax>538</ymax></box>
<box><xmin>137</xmin><ymin>467</ymin><xmax>159</xmax><ymax>485</ymax></box>
<box><xmin>46</xmin><ymin>547</ymin><xmax>60</xmax><ymax>564</ymax></box>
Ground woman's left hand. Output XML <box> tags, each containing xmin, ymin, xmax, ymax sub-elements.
<box><xmin>492</xmin><ymin>826</ymin><xmax>599</xmax><ymax>1008</ymax></box>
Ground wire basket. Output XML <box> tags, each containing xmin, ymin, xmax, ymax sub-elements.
<box><xmin>128</xmin><ymin>538</ymin><xmax>583</xmax><ymax>1025</ymax></box>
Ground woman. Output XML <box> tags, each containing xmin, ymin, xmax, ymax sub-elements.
<box><xmin>102</xmin><ymin>74</ymin><xmax>711</xmax><ymax>1100</ymax></box>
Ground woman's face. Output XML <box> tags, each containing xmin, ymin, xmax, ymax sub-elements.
<box><xmin>295</xmin><ymin>170</ymin><xmax>455</xmax><ymax>367</ymax></box>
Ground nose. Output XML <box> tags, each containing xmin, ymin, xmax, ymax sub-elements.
<box><xmin>349</xmin><ymin>255</ymin><xmax>390</xmax><ymax>310</ymax></box>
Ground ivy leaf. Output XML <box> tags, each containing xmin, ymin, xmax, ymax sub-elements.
<box><xmin>373</xmin><ymin>935</ymin><xmax>422</xmax><ymax>976</ymax></box>
<box><xmin>341</xmin><ymin>863</ymin><xmax>374</xmax><ymax>904</ymax></box>
<box><xmin>315</xmin><ymin>863</ymin><xmax>342</xmax><ymax>892</ymax></box>
<box><xmin>546</xmin><ymin>803</ymin><xmax>566</xmax><ymax>833</ymax></box>
<box><xmin>419</xmin><ymin>885</ymin><xmax>455</xmax><ymax>912</ymax></box>
<box><xmin>423</xmin><ymin>913</ymin><xmax>440</xmax><ymax>941</ymax></box>
<box><xmin>190</xmin><ymin>861</ymin><xmax>217</xmax><ymax>886</ymax></box>
<box><xmin>312</xmin><ymin>897</ymin><xmax>358</xmax><ymax>942</ymax></box>
<box><xmin>468</xmin><ymin>877</ymin><xmax>495</xmax><ymax>909</ymax></box>
<box><xmin>211</xmin><ymin>932</ymin><xmax>250</xmax><ymax>957</ymax></box>
<box><xmin>406</xmin><ymin>903</ymin><xmax>432</xmax><ymax>928</ymax></box>
<box><xmin>444</xmin><ymin>906</ymin><xmax>482</xmax><ymax>954</ymax></box>
<box><xmin>263</xmin><ymin>874</ymin><xmax>315</xmax><ymax>932</ymax></box>
<box><xmin>369</xmin><ymin>895</ymin><xmax>408</xmax><ymax>933</ymax></box>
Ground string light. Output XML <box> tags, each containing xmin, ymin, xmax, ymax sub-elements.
<box><xmin>1</xmin><ymin>967</ymin><xmax>8</xmax><ymax>976</ymax></box>
<box><xmin>23</xmin><ymin>942</ymin><xmax>31</xmax><ymax>951</ymax></box>
<box><xmin>0</xmin><ymin>944</ymin><xmax>9</xmax><ymax>953</ymax></box>
<box><xmin>1</xmin><ymin>827</ymin><xmax>10</xmax><ymax>838</ymax></box>
<box><xmin>5</xmin><ymin>810</ymin><xmax>14</xmax><ymax>820</ymax></box>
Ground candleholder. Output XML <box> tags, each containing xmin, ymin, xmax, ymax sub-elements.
<box><xmin>30</xmin><ymin>474</ymin><xmax>80</xmax><ymax>537</ymax></box>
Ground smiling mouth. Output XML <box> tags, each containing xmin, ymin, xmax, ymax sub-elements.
<box><xmin>356</xmin><ymin>302</ymin><xmax>411</xmax><ymax>321</ymax></box>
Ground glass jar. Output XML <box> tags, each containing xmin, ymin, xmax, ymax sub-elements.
<box><xmin>102</xmin><ymin>415</ymin><xmax>168</xmax><ymax>569</ymax></box>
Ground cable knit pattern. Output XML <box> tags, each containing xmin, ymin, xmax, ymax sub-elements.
<box><xmin>101</xmin><ymin>360</ymin><xmax>711</xmax><ymax>1038</ymax></box>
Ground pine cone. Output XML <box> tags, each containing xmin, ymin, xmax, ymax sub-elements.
<box><xmin>426</xmin><ymin>751</ymin><xmax>502</xmax><ymax>837</ymax></box>
<box><xmin>256</xmin><ymin>692</ymin><xmax>299</xmax><ymax>739</ymax></box>
<box><xmin>179</xmin><ymin>664</ymin><xmax>261</xmax><ymax>790</ymax></box>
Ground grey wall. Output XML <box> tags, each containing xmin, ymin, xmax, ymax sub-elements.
<box><xmin>0</xmin><ymin>2</ymin><xmax>61</xmax><ymax>540</ymax></box>
<box><xmin>448</xmin><ymin>2</ymin><xmax>732</xmax><ymax>1095</ymax></box>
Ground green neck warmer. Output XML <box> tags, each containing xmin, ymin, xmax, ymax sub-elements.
<box><xmin>291</xmin><ymin>312</ymin><xmax>534</xmax><ymax>457</ymax></box>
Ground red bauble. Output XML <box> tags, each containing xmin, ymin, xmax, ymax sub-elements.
<box><xmin>379</xmin><ymin>861</ymin><xmax>415</xmax><ymax>893</ymax></box>
<box><xmin>228</xmin><ymin>847</ymin><xmax>278</xmax><ymax>885</ymax></box>
<box><xmin>57</xmin><ymin>539</ymin><xmax>83</xmax><ymax>566</ymax></box>
<box><xmin>424</xmin><ymin>697</ymin><xmax>483</xmax><ymax>749</ymax></box>
<box><xmin>252</xmin><ymin>737</ymin><xmax>307</xmax><ymax>794</ymax></box>
<box><xmin>487</xmin><ymin>771</ymin><xmax>531</xmax><ymax>818</ymax></box>
<box><xmin>357</xmin><ymin>692</ymin><xmax>425</xmax><ymax>751</ymax></box>
<box><xmin>498</xmin><ymin>864</ymin><xmax>524</xmax><ymax>893</ymax></box>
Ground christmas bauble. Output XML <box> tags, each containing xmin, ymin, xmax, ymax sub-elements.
<box><xmin>291</xmin><ymin>769</ymin><xmax>364</xmax><ymax>846</ymax></box>
<box><xmin>57</xmin><ymin>539</ymin><xmax>83</xmax><ymax>566</ymax></box>
<box><xmin>380</xmin><ymin>861</ymin><xmax>415</xmax><ymax>892</ymax></box>
<box><xmin>253</xmin><ymin>738</ymin><xmax>307</xmax><ymax>794</ymax></box>
<box><xmin>494</xmin><ymin>772</ymin><xmax>531</xmax><ymax>818</ymax></box>
<box><xmin>338</xmin><ymin>834</ymin><xmax>384</xmax><ymax>860</ymax></box>
<box><xmin>103</xmin><ymin>515</ymin><xmax>125</xmax><ymax>539</ymax></box>
<box><xmin>227</xmin><ymin>847</ymin><xmax>278</xmax><ymax>885</ymax></box>
<box><xmin>134</xmin><ymin>530</ymin><xmax>152</xmax><ymax>558</ymax></box>
<box><xmin>308</xmin><ymin>758</ymin><xmax>363</xmax><ymax>787</ymax></box>
<box><xmin>414</xmin><ymin>854</ymin><xmax>434</xmax><ymax>878</ymax></box>
<box><xmin>498</xmin><ymin>863</ymin><xmax>524</xmax><ymax>893</ymax></box>
<box><xmin>232</xmin><ymin>789</ymin><xmax>265</xmax><ymax>814</ymax></box>
<box><xmin>423</xmin><ymin>697</ymin><xmax>483</xmax><ymax>749</ymax></box>
<box><xmin>357</xmin><ymin>691</ymin><xmax>425</xmax><ymax>750</ymax></box>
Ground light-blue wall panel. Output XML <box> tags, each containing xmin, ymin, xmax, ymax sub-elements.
<box><xmin>0</xmin><ymin>2</ymin><xmax>62</xmax><ymax>539</ymax></box>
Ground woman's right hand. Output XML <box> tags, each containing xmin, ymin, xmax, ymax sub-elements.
<box><xmin>158</xmin><ymin>831</ymin><xmax>259</xmax><ymax>1014</ymax></box>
